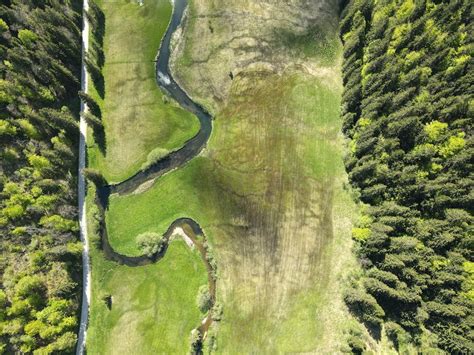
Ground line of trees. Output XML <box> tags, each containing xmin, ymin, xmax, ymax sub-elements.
<box><xmin>0</xmin><ymin>0</ymin><xmax>83</xmax><ymax>353</ymax></box>
<box><xmin>82</xmin><ymin>0</ymin><xmax>105</xmax><ymax>153</ymax></box>
<box><xmin>340</xmin><ymin>0</ymin><xmax>473</xmax><ymax>353</ymax></box>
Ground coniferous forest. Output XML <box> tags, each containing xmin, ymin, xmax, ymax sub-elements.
<box><xmin>341</xmin><ymin>0</ymin><xmax>473</xmax><ymax>352</ymax></box>
<box><xmin>0</xmin><ymin>0</ymin><xmax>82</xmax><ymax>353</ymax></box>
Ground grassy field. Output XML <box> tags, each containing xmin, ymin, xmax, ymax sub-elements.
<box><xmin>86</xmin><ymin>1</ymin><xmax>207</xmax><ymax>353</ymax></box>
<box><xmin>87</xmin><ymin>0</ymin><xmax>365</xmax><ymax>352</ymax></box>
<box><xmin>106</xmin><ymin>69</ymin><xmax>359</xmax><ymax>351</ymax></box>
<box><xmin>154</xmin><ymin>0</ymin><xmax>362</xmax><ymax>351</ymax></box>
<box><xmin>87</xmin><ymin>0</ymin><xmax>198</xmax><ymax>183</ymax></box>
<box><xmin>87</xmin><ymin>215</ymin><xmax>207</xmax><ymax>354</ymax></box>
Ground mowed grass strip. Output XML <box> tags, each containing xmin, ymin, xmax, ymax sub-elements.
<box><xmin>87</xmin><ymin>235</ymin><xmax>207</xmax><ymax>354</ymax></box>
<box><xmin>88</xmin><ymin>0</ymin><xmax>199</xmax><ymax>183</ymax></box>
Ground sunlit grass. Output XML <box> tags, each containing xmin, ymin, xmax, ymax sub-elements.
<box><xmin>86</xmin><ymin>1</ymin><xmax>206</xmax><ymax>352</ymax></box>
<box><xmin>88</xmin><ymin>0</ymin><xmax>199</xmax><ymax>183</ymax></box>
<box><xmin>87</xmin><ymin>235</ymin><xmax>207</xmax><ymax>354</ymax></box>
<box><xmin>106</xmin><ymin>71</ymin><xmax>358</xmax><ymax>352</ymax></box>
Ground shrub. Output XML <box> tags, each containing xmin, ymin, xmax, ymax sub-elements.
<box><xmin>141</xmin><ymin>147</ymin><xmax>170</xmax><ymax>171</ymax></box>
<box><xmin>203</xmin><ymin>327</ymin><xmax>218</xmax><ymax>353</ymax></box>
<box><xmin>196</xmin><ymin>285</ymin><xmax>211</xmax><ymax>313</ymax></box>
<box><xmin>211</xmin><ymin>301</ymin><xmax>223</xmax><ymax>321</ymax></box>
<box><xmin>189</xmin><ymin>329</ymin><xmax>202</xmax><ymax>353</ymax></box>
<box><xmin>136</xmin><ymin>232</ymin><xmax>162</xmax><ymax>257</ymax></box>
<box><xmin>88</xmin><ymin>203</ymin><xmax>102</xmax><ymax>247</ymax></box>
<box><xmin>347</xmin><ymin>335</ymin><xmax>366</xmax><ymax>354</ymax></box>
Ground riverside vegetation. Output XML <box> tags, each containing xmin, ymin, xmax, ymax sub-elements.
<box><xmin>0</xmin><ymin>0</ymin><xmax>82</xmax><ymax>353</ymax></box>
<box><xmin>341</xmin><ymin>0</ymin><xmax>473</xmax><ymax>352</ymax></box>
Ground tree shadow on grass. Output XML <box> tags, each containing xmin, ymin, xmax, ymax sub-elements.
<box><xmin>93</xmin><ymin>124</ymin><xmax>107</xmax><ymax>155</ymax></box>
<box><xmin>85</xmin><ymin>56</ymin><xmax>105</xmax><ymax>99</ymax></box>
<box><xmin>87</xmin><ymin>1</ymin><xmax>105</xmax><ymax>47</ymax></box>
<box><xmin>85</xmin><ymin>1</ymin><xmax>106</xmax><ymax>98</ymax></box>
<box><xmin>365</xmin><ymin>322</ymin><xmax>382</xmax><ymax>341</ymax></box>
<box><xmin>92</xmin><ymin>40</ymin><xmax>105</xmax><ymax>68</ymax></box>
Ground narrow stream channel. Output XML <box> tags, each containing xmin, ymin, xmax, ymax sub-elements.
<box><xmin>93</xmin><ymin>0</ymin><xmax>216</xmax><ymax>347</ymax></box>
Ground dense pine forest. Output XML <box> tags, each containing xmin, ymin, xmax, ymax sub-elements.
<box><xmin>0</xmin><ymin>0</ymin><xmax>82</xmax><ymax>353</ymax></box>
<box><xmin>341</xmin><ymin>0</ymin><xmax>473</xmax><ymax>352</ymax></box>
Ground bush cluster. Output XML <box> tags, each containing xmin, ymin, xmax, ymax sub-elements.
<box><xmin>135</xmin><ymin>232</ymin><xmax>163</xmax><ymax>257</ymax></box>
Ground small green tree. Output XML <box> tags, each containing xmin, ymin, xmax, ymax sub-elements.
<box><xmin>0</xmin><ymin>19</ymin><xmax>8</xmax><ymax>32</ymax></box>
<box><xmin>196</xmin><ymin>285</ymin><xmax>211</xmax><ymax>313</ymax></box>
<box><xmin>136</xmin><ymin>232</ymin><xmax>162</xmax><ymax>257</ymax></box>
<box><xmin>83</xmin><ymin>168</ymin><xmax>107</xmax><ymax>187</ymax></box>
<box><xmin>18</xmin><ymin>29</ymin><xmax>37</xmax><ymax>46</ymax></box>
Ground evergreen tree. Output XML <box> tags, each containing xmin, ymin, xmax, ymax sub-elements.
<box><xmin>341</xmin><ymin>0</ymin><xmax>473</xmax><ymax>352</ymax></box>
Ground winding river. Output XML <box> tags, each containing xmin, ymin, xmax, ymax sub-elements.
<box><xmin>92</xmin><ymin>0</ymin><xmax>216</xmax><ymax>348</ymax></box>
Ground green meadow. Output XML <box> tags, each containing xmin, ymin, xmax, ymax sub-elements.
<box><xmin>87</xmin><ymin>0</ymin><xmax>360</xmax><ymax>352</ymax></box>
<box><xmin>87</xmin><ymin>0</ymin><xmax>198</xmax><ymax>183</ymax></box>
<box><xmin>86</xmin><ymin>1</ymin><xmax>205</xmax><ymax>353</ymax></box>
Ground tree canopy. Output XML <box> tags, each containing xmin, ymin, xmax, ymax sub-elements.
<box><xmin>0</xmin><ymin>0</ymin><xmax>82</xmax><ymax>352</ymax></box>
<box><xmin>341</xmin><ymin>0</ymin><xmax>473</xmax><ymax>352</ymax></box>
